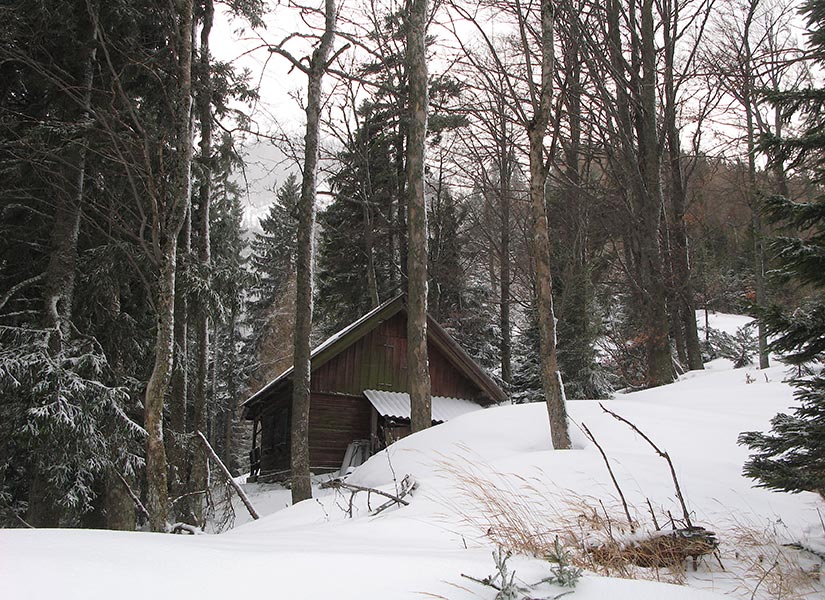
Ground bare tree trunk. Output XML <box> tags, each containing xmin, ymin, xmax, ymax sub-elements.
<box><xmin>362</xmin><ymin>200</ymin><xmax>380</xmax><ymax>308</ymax></box>
<box><xmin>189</xmin><ymin>0</ymin><xmax>214</xmax><ymax>525</ymax></box>
<box><xmin>741</xmin><ymin>4</ymin><xmax>770</xmax><ymax>370</ymax></box>
<box><xmin>405</xmin><ymin>0</ymin><xmax>432</xmax><ymax>434</ymax></box>
<box><xmin>638</xmin><ymin>0</ymin><xmax>673</xmax><ymax>386</ymax></box>
<box><xmin>289</xmin><ymin>0</ymin><xmax>337</xmax><ymax>504</ymax></box>
<box><xmin>144</xmin><ymin>0</ymin><xmax>195</xmax><ymax>532</ymax></box>
<box><xmin>105</xmin><ymin>467</ymin><xmax>136</xmax><ymax>531</ymax></box>
<box><xmin>662</xmin><ymin>0</ymin><xmax>703</xmax><ymax>372</ymax></box>
<box><xmin>529</xmin><ymin>0</ymin><xmax>571</xmax><ymax>449</ymax></box>
<box><xmin>168</xmin><ymin>208</ymin><xmax>189</xmax><ymax>512</ymax></box>
<box><xmin>498</xmin><ymin>108</ymin><xmax>512</xmax><ymax>387</ymax></box>
<box><xmin>145</xmin><ymin>249</ymin><xmax>178</xmax><ymax>531</ymax></box>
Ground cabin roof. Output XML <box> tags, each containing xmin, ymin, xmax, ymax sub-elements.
<box><xmin>363</xmin><ymin>389</ymin><xmax>482</xmax><ymax>422</ymax></box>
<box><xmin>243</xmin><ymin>294</ymin><xmax>507</xmax><ymax>412</ymax></box>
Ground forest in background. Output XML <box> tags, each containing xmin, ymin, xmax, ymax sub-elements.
<box><xmin>0</xmin><ymin>0</ymin><xmax>822</xmax><ymax>531</ymax></box>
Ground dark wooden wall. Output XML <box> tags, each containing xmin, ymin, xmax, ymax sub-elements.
<box><xmin>308</xmin><ymin>393</ymin><xmax>372</xmax><ymax>469</ymax></box>
<box><xmin>310</xmin><ymin>312</ymin><xmax>482</xmax><ymax>400</ymax></box>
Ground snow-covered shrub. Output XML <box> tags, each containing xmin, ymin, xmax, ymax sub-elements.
<box><xmin>701</xmin><ymin>325</ymin><xmax>757</xmax><ymax>368</ymax></box>
<box><xmin>0</xmin><ymin>326</ymin><xmax>142</xmax><ymax>526</ymax></box>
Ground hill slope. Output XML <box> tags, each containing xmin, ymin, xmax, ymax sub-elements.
<box><xmin>1</xmin><ymin>315</ymin><xmax>822</xmax><ymax>600</ymax></box>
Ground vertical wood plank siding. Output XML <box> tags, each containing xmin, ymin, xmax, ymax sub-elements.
<box><xmin>308</xmin><ymin>393</ymin><xmax>372</xmax><ymax>469</ymax></box>
<box><xmin>309</xmin><ymin>313</ymin><xmax>480</xmax><ymax>399</ymax></box>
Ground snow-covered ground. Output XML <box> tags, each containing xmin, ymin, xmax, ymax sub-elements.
<box><xmin>2</xmin><ymin>312</ymin><xmax>822</xmax><ymax>599</ymax></box>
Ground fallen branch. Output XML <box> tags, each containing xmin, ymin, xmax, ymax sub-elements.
<box><xmin>783</xmin><ymin>541</ymin><xmax>825</xmax><ymax>561</ymax></box>
<box><xmin>196</xmin><ymin>431</ymin><xmax>259</xmax><ymax>520</ymax></box>
<box><xmin>170</xmin><ymin>522</ymin><xmax>202</xmax><ymax>535</ymax></box>
<box><xmin>321</xmin><ymin>474</ymin><xmax>416</xmax><ymax>516</ymax></box>
<box><xmin>113</xmin><ymin>469</ymin><xmax>150</xmax><ymax>522</ymax></box>
<box><xmin>372</xmin><ymin>475</ymin><xmax>417</xmax><ymax>515</ymax></box>
<box><xmin>321</xmin><ymin>478</ymin><xmax>410</xmax><ymax>505</ymax></box>
<box><xmin>599</xmin><ymin>404</ymin><xmax>693</xmax><ymax>528</ymax></box>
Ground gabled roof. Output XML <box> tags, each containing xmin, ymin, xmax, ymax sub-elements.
<box><xmin>243</xmin><ymin>294</ymin><xmax>507</xmax><ymax>412</ymax></box>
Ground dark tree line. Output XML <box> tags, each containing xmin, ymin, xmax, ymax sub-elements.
<box><xmin>0</xmin><ymin>0</ymin><xmax>262</xmax><ymax>530</ymax></box>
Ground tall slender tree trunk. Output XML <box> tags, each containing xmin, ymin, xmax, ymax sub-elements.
<box><xmin>497</xmin><ymin>105</ymin><xmax>512</xmax><ymax>387</ymax></box>
<box><xmin>189</xmin><ymin>0</ymin><xmax>214</xmax><ymax>525</ymax></box>
<box><xmin>405</xmin><ymin>0</ymin><xmax>432</xmax><ymax>434</ymax></box>
<box><xmin>529</xmin><ymin>0</ymin><xmax>570</xmax><ymax>450</ymax></box>
<box><xmin>290</xmin><ymin>0</ymin><xmax>337</xmax><ymax>504</ymax></box>
<box><xmin>144</xmin><ymin>0</ymin><xmax>195</xmax><ymax>532</ymax></box>
<box><xmin>662</xmin><ymin>0</ymin><xmax>703</xmax><ymax>372</ymax></box>
<box><xmin>741</xmin><ymin>4</ymin><xmax>770</xmax><ymax>370</ymax></box>
<box><xmin>167</xmin><ymin>208</ymin><xmax>190</xmax><ymax>513</ymax></box>
<box><xmin>638</xmin><ymin>0</ymin><xmax>673</xmax><ymax>386</ymax></box>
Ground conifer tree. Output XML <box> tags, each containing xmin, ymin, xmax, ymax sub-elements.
<box><xmin>246</xmin><ymin>175</ymin><xmax>299</xmax><ymax>389</ymax></box>
<box><xmin>739</xmin><ymin>0</ymin><xmax>825</xmax><ymax>500</ymax></box>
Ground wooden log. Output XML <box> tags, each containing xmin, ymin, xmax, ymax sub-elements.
<box><xmin>590</xmin><ymin>527</ymin><xmax>719</xmax><ymax>569</ymax></box>
<box><xmin>196</xmin><ymin>430</ymin><xmax>260</xmax><ymax>520</ymax></box>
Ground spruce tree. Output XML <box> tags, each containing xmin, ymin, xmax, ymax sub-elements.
<box><xmin>739</xmin><ymin>0</ymin><xmax>825</xmax><ymax>500</ymax></box>
<box><xmin>316</xmin><ymin>104</ymin><xmax>399</xmax><ymax>334</ymax></box>
<box><xmin>246</xmin><ymin>175</ymin><xmax>299</xmax><ymax>391</ymax></box>
<box><xmin>248</xmin><ymin>174</ymin><xmax>299</xmax><ymax>327</ymax></box>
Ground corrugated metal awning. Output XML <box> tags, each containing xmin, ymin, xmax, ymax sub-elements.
<box><xmin>363</xmin><ymin>390</ymin><xmax>482</xmax><ymax>423</ymax></box>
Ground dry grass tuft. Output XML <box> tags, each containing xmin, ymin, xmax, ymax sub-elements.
<box><xmin>435</xmin><ymin>456</ymin><xmax>823</xmax><ymax>598</ymax></box>
<box><xmin>723</xmin><ymin>517</ymin><xmax>822</xmax><ymax>600</ymax></box>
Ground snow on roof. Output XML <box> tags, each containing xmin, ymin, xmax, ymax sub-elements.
<box><xmin>363</xmin><ymin>390</ymin><xmax>483</xmax><ymax>423</ymax></box>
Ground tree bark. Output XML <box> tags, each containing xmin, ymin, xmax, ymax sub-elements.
<box><xmin>189</xmin><ymin>0</ymin><xmax>214</xmax><ymax>525</ymax></box>
<box><xmin>405</xmin><ymin>0</ymin><xmax>432</xmax><ymax>434</ymax></box>
<box><xmin>662</xmin><ymin>0</ymin><xmax>703</xmax><ymax>372</ymax></box>
<box><xmin>144</xmin><ymin>0</ymin><xmax>195</xmax><ymax>532</ymax></box>
<box><xmin>105</xmin><ymin>467</ymin><xmax>136</xmax><ymax>531</ymax></box>
<box><xmin>742</xmin><ymin>10</ymin><xmax>770</xmax><ymax>370</ymax></box>
<box><xmin>638</xmin><ymin>0</ymin><xmax>673</xmax><ymax>386</ymax></box>
<box><xmin>498</xmin><ymin>108</ymin><xmax>512</xmax><ymax>387</ymax></box>
<box><xmin>290</xmin><ymin>0</ymin><xmax>336</xmax><ymax>504</ymax></box>
<box><xmin>529</xmin><ymin>0</ymin><xmax>571</xmax><ymax>449</ymax></box>
<box><xmin>168</xmin><ymin>207</ymin><xmax>190</xmax><ymax>513</ymax></box>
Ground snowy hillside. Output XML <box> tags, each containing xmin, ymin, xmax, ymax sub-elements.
<box><xmin>1</xmin><ymin>313</ymin><xmax>822</xmax><ymax>600</ymax></box>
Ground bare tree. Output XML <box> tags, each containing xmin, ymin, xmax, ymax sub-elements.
<box><xmin>268</xmin><ymin>0</ymin><xmax>340</xmax><ymax>503</ymax></box>
<box><xmin>445</xmin><ymin>0</ymin><xmax>571</xmax><ymax>447</ymax></box>
<box><xmin>705</xmin><ymin>0</ymin><xmax>808</xmax><ymax>369</ymax></box>
<box><xmin>142</xmin><ymin>0</ymin><xmax>196</xmax><ymax>531</ymax></box>
<box><xmin>660</xmin><ymin>0</ymin><xmax>716</xmax><ymax>372</ymax></box>
<box><xmin>189</xmin><ymin>0</ymin><xmax>215</xmax><ymax>524</ymax></box>
<box><xmin>406</xmin><ymin>0</ymin><xmax>433</xmax><ymax>433</ymax></box>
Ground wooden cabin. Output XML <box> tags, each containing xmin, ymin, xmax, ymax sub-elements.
<box><xmin>242</xmin><ymin>295</ymin><xmax>507</xmax><ymax>481</ymax></box>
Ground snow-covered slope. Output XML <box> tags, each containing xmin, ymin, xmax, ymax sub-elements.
<box><xmin>1</xmin><ymin>314</ymin><xmax>822</xmax><ymax>600</ymax></box>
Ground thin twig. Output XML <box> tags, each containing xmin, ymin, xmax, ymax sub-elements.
<box><xmin>600</xmin><ymin>404</ymin><xmax>693</xmax><ymax>528</ymax></box>
<box><xmin>582</xmin><ymin>421</ymin><xmax>635</xmax><ymax>532</ymax></box>
<box><xmin>750</xmin><ymin>560</ymin><xmax>778</xmax><ymax>600</ymax></box>
<box><xmin>646</xmin><ymin>498</ymin><xmax>661</xmax><ymax>530</ymax></box>
<box><xmin>170</xmin><ymin>489</ymin><xmax>208</xmax><ymax>506</ymax></box>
